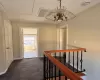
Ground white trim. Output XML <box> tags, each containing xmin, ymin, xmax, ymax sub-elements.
<box><xmin>81</xmin><ymin>76</ymin><xmax>87</xmax><ymax>80</ymax></box>
<box><xmin>0</xmin><ymin>69</ymin><xmax>7</xmax><ymax>75</ymax></box>
<box><xmin>19</xmin><ymin>27</ymin><xmax>24</xmax><ymax>58</ymax></box>
<box><xmin>0</xmin><ymin>60</ymin><xmax>13</xmax><ymax>75</ymax></box>
<box><xmin>39</xmin><ymin>56</ymin><xmax>43</xmax><ymax>58</ymax></box>
<box><xmin>36</xmin><ymin>28</ymin><xmax>39</xmax><ymax>57</ymax></box>
<box><xmin>19</xmin><ymin>27</ymin><xmax>39</xmax><ymax>58</ymax></box>
<box><xmin>13</xmin><ymin>58</ymin><xmax>23</xmax><ymax>60</ymax></box>
<box><xmin>66</xmin><ymin>24</ymin><xmax>68</xmax><ymax>49</ymax></box>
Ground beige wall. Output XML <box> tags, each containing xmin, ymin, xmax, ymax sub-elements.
<box><xmin>67</xmin><ymin>3</ymin><xmax>100</xmax><ymax>80</ymax></box>
<box><xmin>23</xmin><ymin>28</ymin><xmax>37</xmax><ymax>34</ymax></box>
<box><xmin>11</xmin><ymin>22</ymin><xmax>57</xmax><ymax>58</ymax></box>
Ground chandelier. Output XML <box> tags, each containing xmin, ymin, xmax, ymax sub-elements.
<box><xmin>45</xmin><ymin>0</ymin><xmax>75</xmax><ymax>22</ymax></box>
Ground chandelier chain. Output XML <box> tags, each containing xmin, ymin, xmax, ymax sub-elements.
<box><xmin>60</xmin><ymin>0</ymin><xmax>61</xmax><ymax>9</ymax></box>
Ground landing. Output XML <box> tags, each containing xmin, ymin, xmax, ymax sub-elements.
<box><xmin>0</xmin><ymin>58</ymin><xmax>43</xmax><ymax>80</ymax></box>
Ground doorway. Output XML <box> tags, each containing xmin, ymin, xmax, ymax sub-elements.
<box><xmin>22</xmin><ymin>28</ymin><xmax>38</xmax><ymax>58</ymax></box>
<box><xmin>57</xmin><ymin>26</ymin><xmax>68</xmax><ymax>50</ymax></box>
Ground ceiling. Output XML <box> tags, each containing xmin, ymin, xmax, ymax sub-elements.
<box><xmin>0</xmin><ymin>0</ymin><xmax>100</xmax><ymax>23</ymax></box>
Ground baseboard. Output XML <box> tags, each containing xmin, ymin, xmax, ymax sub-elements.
<box><xmin>0</xmin><ymin>60</ymin><xmax>13</xmax><ymax>75</ymax></box>
<box><xmin>38</xmin><ymin>56</ymin><xmax>43</xmax><ymax>58</ymax></box>
<box><xmin>81</xmin><ymin>76</ymin><xmax>87</xmax><ymax>80</ymax></box>
<box><xmin>13</xmin><ymin>58</ymin><xmax>23</xmax><ymax>60</ymax></box>
<box><xmin>0</xmin><ymin>68</ymin><xmax>7</xmax><ymax>75</ymax></box>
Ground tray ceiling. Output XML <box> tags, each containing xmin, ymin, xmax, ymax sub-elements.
<box><xmin>0</xmin><ymin>0</ymin><xmax>99</xmax><ymax>23</ymax></box>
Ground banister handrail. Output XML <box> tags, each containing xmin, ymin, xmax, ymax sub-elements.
<box><xmin>45</xmin><ymin>48</ymin><xmax>86</xmax><ymax>53</ymax></box>
<box><xmin>44</xmin><ymin>49</ymin><xmax>84</xmax><ymax>80</ymax></box>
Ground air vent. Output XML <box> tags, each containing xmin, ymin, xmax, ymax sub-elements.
<box><xmin>81</xmin><ymin>0</ymin><xmax>91</xmax><ymax>6</ymax></box>
<box><xmin>38</xmin><ymin>8</ymin><xmax>49</xmax><ymax>17</ymax></box>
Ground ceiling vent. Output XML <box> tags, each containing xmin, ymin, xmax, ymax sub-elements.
<box><xmin>81</xmin><ymin>0</ymin><xmax>91</xmax><ymax>6</ymax></box>
<box><xmin>38</xmin><ymin>8</ymin><xmax>49</xmax><ymax>17</ymax></box>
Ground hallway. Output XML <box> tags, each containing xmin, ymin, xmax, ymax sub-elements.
<box><xmin>0</xmin><ymin>58</ymin><xmax>43</xmax><ymax>80</ymax></box>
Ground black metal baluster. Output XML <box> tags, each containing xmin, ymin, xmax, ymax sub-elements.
<box><xmin>51</xmin><ymin>62</ymin><xmax>53</xmax><ymax>80</ymax></box>
<box><xmin>54</xmin><ymin>53</ymin><xmax>56</xmax><ymax>80</ymax></box>
<box><xmin>73</xmin><ymin>51</ymin><xmax>75</xmax><ymax>72</ymax></box>
<box><xmin>59</xmin><ymin>52</ymin><xmax>61</xmax><ymax>80</ymax></box>
<box><xmin>64</xmin><ymin>52</ymin><xmax>67</xmax><ymax>80</ymax></box>
<box><xmin>77</xmin><ymin>51</ymin><xmax>79</xmax><ymax>72</ymax></box>
<box><xmin>68</xmin><ymin>52</ymin><xmax>70</xmax><ymax>67</ymax></box>
<box><xmin>54</xmin><ymin>65</ymin><xmax>56</xmax><ymax>80</ymax></box>
<box><xmin>49</xmin><ymin>60</ymin><xmax>51</xmax><ymax>80</ymax></box>
<box><xmin>59</xmin><ymin>69</ymin><xmax>61</xmax><ymax>80</ymax></box>
<box><xmin>80</xmin><ymin>51</ymin><xmax>83</xmax><ymax>72</ymax></box>
<box><xmin>59</xmin><ymin>52</ymin><xmax>61</xmax><ymax>62</ymax></box>
<box><xmin>47</xmin><ymin>58</ymin><xmax>48</xmax><ymax>79</ymax></box>
<box><xmin>65</xmin><ymin>76</ymin><xmax>67</xmax><ymax>80</ymax></box>
<box><xmin>55</xmin><ymin>52</ymin><xmax>56</xmax><ymax>58</ymax></box>
<box><xmin>64</xmin><ymin>52</ymin><xmax>66</xmax><ymax>65</ymax></box>
<box><xmin>45</xmin><ymin>57</ymin><xmax>47</xmax><ymax>80</ymax></box>
<box><xmin>43</xmin><ymin>55</ymin><xmax>46</xmax><ymax>80</ymax></box>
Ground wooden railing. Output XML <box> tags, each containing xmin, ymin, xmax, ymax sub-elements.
<box><xmin>43</xmin><ymin>48</ymin><xmax>86</xmax><ymax>80</ymax></box>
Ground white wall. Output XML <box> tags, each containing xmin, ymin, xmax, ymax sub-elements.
<box><xmin>11</xmin><ymin>22</ymin><xmax>57</xmax><ymax>58</ymax></box>
<box><xmin>67</xmin><ymin>3</ymin><xmax>100</xmax><ymax>80</ymax></box>
<box><xmin>0</xmin><ymin>10</ymin><xmax>13</xmax><ymax>75</ymax></box>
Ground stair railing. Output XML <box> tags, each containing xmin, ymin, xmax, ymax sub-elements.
<box><xmin>43</xmin><ymin>48</ymin><xmax>86</xmax><ymax>80</ymax></box>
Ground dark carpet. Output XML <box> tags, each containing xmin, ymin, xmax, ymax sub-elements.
<box><xmin>0</xmin><ymin>57</ymin><xmax>78</xmax><ymax>80</ymax></box>
<box><xmin>0</xmin><ymin>58</ymin><xmax>43</xmax><ymax>80</ymax></box>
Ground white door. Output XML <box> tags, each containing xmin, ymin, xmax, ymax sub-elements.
<box><xmin>4</xmin><ymin>20</ymin><xmax>13</xmax><ymax>67</ymax></box>
<box><xmin>19</xmin><ymin>28</ymin><xmax>24</xmax><ymax>58</ymax></box>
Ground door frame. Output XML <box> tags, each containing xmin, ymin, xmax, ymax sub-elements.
<box><xmin>23</xmin><ymin>34</ymin><xmax>37</xmax><ymax>58</ymax></box>
<box><xmin>57</xmin><ymin>24</ymin><xmax>68</xmax><ymax>50</ymax></box>
<box><xmin>19</xmin><ymin>27</ymin><xmax>39</xmax><ymax>58</ymax></box>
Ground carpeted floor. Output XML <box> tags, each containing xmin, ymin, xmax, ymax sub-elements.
<box><xmin>0</xmin><ymin>58</ymin><xmax>43</xmax><ymax>80</ymax></box>
<box><xmin>0</xmin><ymin>57</ymin><xmax>79</xmax><ymax>80</ymax></box>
